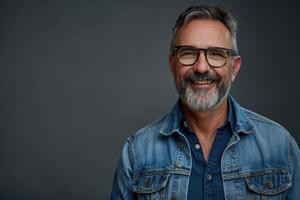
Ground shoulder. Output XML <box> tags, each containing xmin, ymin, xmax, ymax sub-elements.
<box><xmin>229</xmin><ymin>96</ymin><xmax>290</xmax><ymax>140</ymax></box>
<box><xmin>129</xmin><ymin>103</ymin><xmax>181</xmax><ymax>144</ymax></box>
<box><xmin>124</xmin><ymin>112</ymin><xmax>171</xmax><ymax>152</ymax></box>
<box><xmin>243</xmin><ymin>107</ymin><xmax>290</xmax><ymax>135</ymax></box>
<box><xmin>240</xmin><ymin>107</ymin><xmax>295</xmax><ymax>149</ymax></box>
<box><xmin>122</xmin><ymin>111</ymin><xmax>179</xmax><ymax>171</ymax></box>
<box><xmin>133</xmin><ymin>114</ymin><xmax>167</xmax><ymax>139</ymax></box>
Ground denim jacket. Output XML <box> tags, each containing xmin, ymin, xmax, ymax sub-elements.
<box><xmin>111</xmin><ymin>96</ymin><xmax>300</xmax><ymax>199</ymax></box>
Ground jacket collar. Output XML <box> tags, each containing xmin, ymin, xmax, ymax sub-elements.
<box><xmin>159</xmin><ymin>95</ymin><xmax>254</xmax><ymax>136</ymax></box>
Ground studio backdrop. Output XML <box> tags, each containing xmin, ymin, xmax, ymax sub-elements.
<box><xmin>0</xmin><ymin>0</ymin><xmax>299</xmax><ymax>199</ymax></box>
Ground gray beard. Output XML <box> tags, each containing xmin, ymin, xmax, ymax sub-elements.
<box><xmin>177</xmin><ymin>79</ymin><xmax>231</xmax><ymax>112</ymax></box>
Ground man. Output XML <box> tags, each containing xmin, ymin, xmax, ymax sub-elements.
<box><xmin>111</xmin><ymin>5</ymin><xmax>300</xmax><ymax>200</ymax></box>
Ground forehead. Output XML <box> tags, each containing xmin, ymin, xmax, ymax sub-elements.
<box><xmin>175</xmin><ymin>19</ymin><xmax>232</xmax><ymax>48</ymax></box>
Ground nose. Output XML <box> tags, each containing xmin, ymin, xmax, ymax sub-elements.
<box><xmin>192</xmin><ymin>51</ymin><xmax>210</xmax><ymax>73</ymax></box>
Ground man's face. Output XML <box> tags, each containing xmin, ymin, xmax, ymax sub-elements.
<box><xmin>169</xmin><ymin>19</ymin><xmax>241</xmax><ymax>112</ymax></box>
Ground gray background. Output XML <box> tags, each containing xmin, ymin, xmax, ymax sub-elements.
<box><xmin>0</xmin><ymin>0</ymin><xmax>299</xmax><ymax>199</ymax></box>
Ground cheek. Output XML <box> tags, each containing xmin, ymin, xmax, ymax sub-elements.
<box><xmin>213</xmin><ymin>68</ymin><xmax>232</xmax><ymax>84</ymax></box>
<box><xmin>175</xmin><ymin>67</ymin><xmax>189</xmax><ymax>84</ymax></box>
<box><xmin>225</xmin><ymin>62</ymin><xmax>236</xmax><ymax>81</ymax></box>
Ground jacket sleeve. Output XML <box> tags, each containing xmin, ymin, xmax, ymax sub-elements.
<box><xmin>286</xmin><ymin>135</ymin><xmax>300</xmax><ymax>199</ymax></box>
<box><xmin>111</xmin><ymin>137</ymin><xmax>136</xmax><ymax>200</ymax></box>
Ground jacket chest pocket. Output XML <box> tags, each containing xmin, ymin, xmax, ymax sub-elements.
<box><xmin>244</xmin><ymin>169</ymin><xmax>291</xmax><ymax>200</ymax></box>
<box><xmin>133</xmin><ymin>173</ymin><xmax>170</xmax><ymax>200</ymax></box>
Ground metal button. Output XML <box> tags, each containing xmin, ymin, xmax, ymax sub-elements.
<box><xmin>144</xmin><ymin>177</ymin><xmax>152</xmax><ymax>188</ymax></box>
<box><xmin>207</xmin><ymin>174</ymin><xmax>213</xmax><ymax>180</ymax></box>
<box><xmin>176</xmin><ymin>161</ymin><xmax>181</xmax><ymax>168</ymax></box>
<box><xmin>266</xmin><ymin>180</ymin><xmax>273</xmax><ymax>189</ymax></box>
<box><xmin>183</xmin><ymin>121</ymin><xmax>188</xmax><ymax>128</ymax></box>
<box><xmin>195</xmin><ymin>144</ymin><xmax>201</xmax><ymax>150</ymax></box>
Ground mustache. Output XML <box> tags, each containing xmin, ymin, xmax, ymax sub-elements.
<box><xmin>184</xmin><ymin>71</ymin><xmax>220</xmax><ymax>83</ymax></box>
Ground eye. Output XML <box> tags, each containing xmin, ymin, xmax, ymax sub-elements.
<box><xmin>180</xmin><ymin>51</ymin><xmax>196</xmax><ymax>57</ymax></box>
<box><xmin>178</xmin><ymin>48</ymin><xmax>197</xmax><ymax>58</ymax></box>
<box><xmin>208</xmin><ymin>49</ymin><xmax>228</xmax><ymax>59</ymax></box>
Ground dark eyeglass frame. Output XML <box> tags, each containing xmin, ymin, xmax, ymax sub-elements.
<box><xmin>172</xmin><ymin>45</ymin><xmax>238</xmax><ymax>68</ymax></box>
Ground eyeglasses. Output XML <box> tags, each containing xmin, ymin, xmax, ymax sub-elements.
<box><xmin>172</xmin><ymin>45</ymin><xmax>238</xmax><ymax>68</ymax></box>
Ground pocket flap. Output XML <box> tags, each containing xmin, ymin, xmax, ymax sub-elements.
<box><xmin>133</xmin><ymin>173</ymin><xmax>170</xmax><ymax>194</ymax></box>
<box><xmin>245</xmin><ymin>169</ymin><xmax>292</xmax><ymax>195</ymax></box>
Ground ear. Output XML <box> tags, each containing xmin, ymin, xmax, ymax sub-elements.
<box><xmin>168</xmin><ymin>54</ymin><xmax>176</xmax><ymax>74</ymax></box>
<box><xmin>231</xmin><ymin>56</ymin><xmax>241</xmax><ymax>82</ymax></box>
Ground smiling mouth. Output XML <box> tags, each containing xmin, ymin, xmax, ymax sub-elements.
<box><xmin>189</xmin><ymin>79</ymin><xmax>216</xmax><ymax>90</ymax></box>
<box><xmin>193</xmin><ymin>80</ymin><xmax>214</xmax><ymax>85</ymax></box>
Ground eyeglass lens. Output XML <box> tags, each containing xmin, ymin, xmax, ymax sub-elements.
<box><xmin>176</xmin><ymin>47</ymin><xmax>230</xmax><ymax>67</ymax></box>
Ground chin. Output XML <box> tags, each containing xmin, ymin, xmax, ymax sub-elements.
<box><xmin>183</xmin><ymin>88</ymin><xmax>220</xmax><ymax>112</ymax></box>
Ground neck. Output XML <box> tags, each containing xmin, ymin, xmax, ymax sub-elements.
<box><xmin>182</xmin><ymin>97</ymin><xmax>228</xmax><ymax>136</ymax></box>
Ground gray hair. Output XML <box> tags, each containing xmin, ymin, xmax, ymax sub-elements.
<box><xmin>170</xmin><ymin>5</ymin><xmax>238</xmax><ymax>53</ymax></box>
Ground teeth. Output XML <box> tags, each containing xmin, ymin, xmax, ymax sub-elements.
<box><xmin>194</xmin><ymin>80</ymin><xmax>212</xmax><ymax>85</ymax></box>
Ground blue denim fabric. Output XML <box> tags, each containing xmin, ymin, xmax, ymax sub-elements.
<box><xmin>179</xmin><ymin>100</ymin><xmax>232</xmax><ymax>200</ymax></box>
<box><xmin>111</xmin><ymin>96</ymin><xmax>300</xmax><ymax>200</ymax></box>
<box><xmin>183</xmin><ymin>123</ymin><xmax>231</xmax><ymax>200</ymax></box>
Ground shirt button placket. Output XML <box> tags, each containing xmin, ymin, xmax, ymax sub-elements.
<box><xmin>204</xmin><ymin>173</ymin><xmax>214</xmax><ymax>199</ymax></box>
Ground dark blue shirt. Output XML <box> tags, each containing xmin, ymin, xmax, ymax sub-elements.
<box><xmin>178</xmin><ymin>99</ymin><xmax>235</xmax><ymax>200</ymax></box>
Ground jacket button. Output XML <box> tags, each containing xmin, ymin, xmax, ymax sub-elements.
<box><xmin>266</xmin><ymin>180</ymin><xmax>273</xmax><ymax>189</ymax></box>
<box><xmin>183</xmin><ymin>121</ymin><xmax>188</xmax><ymax>128</ymax></box>
<box><xmin>207</xmin><ymin>174</ymin><xmax>213</xmax><ymax>180</ymax></box>
<box><xmin>171</xmin><ymin>196</ymin><xmax>176</xmax><ymax>200</ymax></box>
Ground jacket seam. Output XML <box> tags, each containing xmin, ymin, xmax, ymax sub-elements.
<box><xmin>128</xmin><ymin>136</ymin><xmax>135</xmax><ymax>175</ymax></box>
<box><xmin>288</xmin><ymin>135</ymin><xmax>293</xmax><ymax>175</ymax></box>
